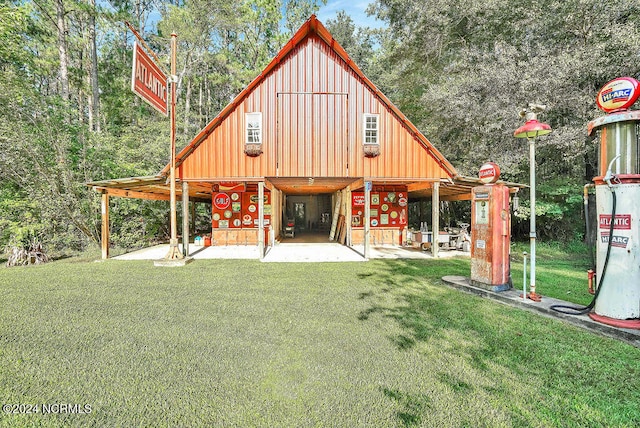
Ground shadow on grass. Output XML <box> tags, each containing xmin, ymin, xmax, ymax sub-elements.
<box><xmin>355</xmin><ymin>258</ymin><xmax>528</xmax><ymax>425</ymax></box>
<box><xmin>382</xmin><ymin>387</ymin><xmax>432</xmax><ymax>427</ymax></box>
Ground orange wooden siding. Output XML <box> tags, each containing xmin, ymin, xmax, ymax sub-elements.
<box><xmin>178</xmin><ymin>34</ymin><xmax>451</xmax><ymax>182</ymax></box>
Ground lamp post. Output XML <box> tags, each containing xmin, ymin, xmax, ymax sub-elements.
<box><xmin>514</xmin><ymin>103</ymin><xmax>552</xmax><ymax>302</ymax></box>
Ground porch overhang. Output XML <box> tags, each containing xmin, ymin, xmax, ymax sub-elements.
<box><xmin>86</xmin><ymin>175</ymin><xmax>525</xmax><ymax>202</ymax></box>
<box><xmin>86</xmin><ymin>175</ymin><xmax>212</xmax><ymax>203</ymax></box>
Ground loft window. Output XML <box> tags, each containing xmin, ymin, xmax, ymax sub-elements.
<box><xmin>246</xmin><ymin>112</ymin><xmax>262</xmax><ymax>144</ymax></box>
<box><xmin>364</xmin><ymin>114</ymin><xmax>379</xmax><ymax>145</ymax></box>
<box><xmin>245</xmin><ymin>112</ymin><xmax>263</xmax><ymax>156</ymax></box>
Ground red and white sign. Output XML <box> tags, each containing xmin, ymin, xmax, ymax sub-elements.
<box><xmin>596</xmin><ymin>77</ymin><xmax>640</xmax><ymax>113</ymax></box>
<box><xmin>478</xmin><ymin>162</ymin><xmax>501</xmax><ymax>184</ymax></box>
<box><xmin>352</xmin><ymin>193</ymin><xmax>365</xmax><ymax>206</ymax></box>
<box><xmin>213</xmin><ymin>193</ymin><xmax>231</xmax><ymax>210</ymax></box>
<box><xmin>219</xmin><ymin>182</ymin><xmax>246</xmax><ymax>192</ymax></box>
<box><xmin>599</xmin><ymin>214</ymin><xmax>632</xmax><ymax>230</ymax></box>
<box><xmin>131</xmin><ymin>42</ymin><xmax>168</xmax><ymax>116</ymax></box>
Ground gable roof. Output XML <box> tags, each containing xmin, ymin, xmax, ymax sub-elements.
<box><xmin>161</xmin><ymin>15</ymin><xmax>458</xmax><ymax>179</ymax></box>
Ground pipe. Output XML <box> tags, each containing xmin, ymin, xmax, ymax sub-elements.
<box><xmin>583</xmin><ymin>183</ymin><xmax>596</xmax><ymax>287</ymax></box>
<box><xmin>550</xmin><ymin>156</ymin><xmax>620</xmax><ymax>315</ymax></box>
<box><xmin>523</xmin><ymin>252</ymin><xmax>527</xmax><ymax>301</ymax></box>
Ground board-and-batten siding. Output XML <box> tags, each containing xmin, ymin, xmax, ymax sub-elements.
<box><xmin>178</xmin><ymin>35</ymin><xmax>450</xmax><ymax>181</ymax></box>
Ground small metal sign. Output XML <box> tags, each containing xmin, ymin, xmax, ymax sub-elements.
<box><xmin>131</xmin><ymin>42</ymin><xmax>168</xmax><ymax>116</ymax></box>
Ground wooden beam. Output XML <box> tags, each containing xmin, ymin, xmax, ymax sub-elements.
<box><xmin>350</xmin><ymin>177</ymin><xmax>364</xmax><ymax>191</ymax></box>
<box><xmin>93</xmin><ymin>187</ymin><xmax>171</xmax><ymax>201</ymax></box>
<box><xmin>264</xmin><ymin>179</ymin><xmax>274</xmax><ymax>191</ymax></box>
<box><xmin>101</xmin><ymin>192</ymin><xmax>109</xmax><ymax>259</ymax></box>
<box><xmin>407</xmin><ymin>181</ymin><xmax>435</xmax><ymax>192</ymax></box>
<box><xmin>441</xmin><ymin>193</ymin><xmax>473</xmax><ymax>202</ymax></box>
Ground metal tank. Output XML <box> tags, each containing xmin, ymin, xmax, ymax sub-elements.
<box><xmin>587</xmin><ymin>77</ymin><xmax>640</xmax><ymax>327</ymax></box>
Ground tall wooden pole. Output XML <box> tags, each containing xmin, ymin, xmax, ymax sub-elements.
<box><xmin>101</xmin><ymin>192</ymin><xmax>109</xmax><ymax>259</ymax></box>
<box><xmin>432</xmin><ymin>181</ymin><xmax>440</xmax><ymax>258</ymax></box>
<box><xmin>164</xmin><ymin>32</ymin><xmax>182</xmax><ymax>260</ymax></box>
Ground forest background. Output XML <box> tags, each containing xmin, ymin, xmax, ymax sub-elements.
<box><xmin>1</xmin><ymin>0</ymin><xmax>639</xmax><ymax>256</ymax></box>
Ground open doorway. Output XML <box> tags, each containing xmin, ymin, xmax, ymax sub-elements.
<box><xmin>283</xmin><ymin>194</ymin><xmax>333</xmax><ymax>242</ymax></box>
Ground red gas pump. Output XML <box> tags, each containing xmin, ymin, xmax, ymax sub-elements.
<box><xmin>470</xmin><ymin>163</ymin><xmax>512</xmax><ymax>291</ymax></box>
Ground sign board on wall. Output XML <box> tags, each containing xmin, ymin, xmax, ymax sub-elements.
<box><xmin>131</xmin><ymin>42</ymin><xmax>168</xmax><ymax>116</ymax></box>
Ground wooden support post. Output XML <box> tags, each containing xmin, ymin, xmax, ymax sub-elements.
<box><xmin>364</xmin><ymin>181</ymin><xmax>371</xmax><ymax>259</ymax></box>
<box><xmin>258</xmin><ymin>181</ymin><xmax>265</xmax><ymax>259</ymax></box>
<box><xmin>162</xmin><ymin>32</ymin><xmax>183</xmax><ymax>261</ymax></box>
<box><xmin>101</xmin><ymin>192</ymin><xmax>109</xmax><ymax>259</ymax></box>
<box><xmin>190</xmin><ymin>201</ymin><xmax>196</xmax><ymax>236</ymax></box>
<box><xmin>345</xmin><ymin>186</ymin><xmax>352</xmax><ymax>247</ymax></box>
<box><xmin>182</xmin><ymin>181</ymin><xmax>189</xmax><ymax>257</ymax></box>
<box><xmin>432</xmin><ymin>181</ymin><xmax>440</xmax><ymax>258</ymax></box>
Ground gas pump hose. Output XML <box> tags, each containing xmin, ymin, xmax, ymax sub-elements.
<box><xmin>549</xmin><ymin>189</ymin><xmax>616</xmax><ymax>315</ymax></box>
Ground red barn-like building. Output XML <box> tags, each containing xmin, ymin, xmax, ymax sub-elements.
<box><xmin>89</xmin><ymin>16</ymin><xmax>515</xmax><ymax>259</ymax></box>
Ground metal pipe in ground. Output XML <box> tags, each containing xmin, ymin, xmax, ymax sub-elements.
<box><xmin>523</xmin><ymin>251</ymin><xmax>528</xmax><ymax>301</ymax></box>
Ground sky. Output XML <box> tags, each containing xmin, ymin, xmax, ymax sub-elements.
<box><xmin>315</xmin><ymin>0</ymin><xmax>386</xmax><ymax>29</ymax></box>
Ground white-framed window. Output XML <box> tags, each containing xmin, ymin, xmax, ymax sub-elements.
<box><xmin>246</xmin><ymin>112</ymin><xmax>262</xmax><ymax>144</ymax></box>
<box><xmin>363</xmin><ymin>114</ymin><xmax>379</xmax><ymax>145</ymax></box>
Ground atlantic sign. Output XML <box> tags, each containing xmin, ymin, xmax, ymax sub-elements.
<box><xmin>478</xmin><ymin>162</ymin><xmax>501</xmax><ymax>184</ymax></box>
<box><xmin>596</xmin><ymin>77</ymin><xmax>640</xmax><ymax>113</ymax></box>
<box><xmin>131</xmin><ymin>42</ymin><xmax>168</xmax><ymax>116</ymax></box>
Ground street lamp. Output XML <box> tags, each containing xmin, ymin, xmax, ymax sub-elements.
<box><xmin>514</xmin><ymin>103</ymin><xmax>552</xmax><ymax>302</ymax></box>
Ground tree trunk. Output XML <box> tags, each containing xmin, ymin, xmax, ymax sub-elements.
<box><xmin>56</xmin><ymin>0</ymin><xmax>70</xmax><ymax>101</ymax></box>
<box><xmin>184</xmin><ymin>77</ymin><xmax>191</xmax><ymax>137</ymax></box>
<box><xmin>88</xmin><ymin>0</ymin><xmax>100</xmax><ymax>132</ymax></box>
<box><xmin>198</xmin><ymin>79</ymin><xmax>203</xmax><ymax>128</ymax></box>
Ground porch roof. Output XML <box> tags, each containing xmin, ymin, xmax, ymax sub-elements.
<box><xmin>87</xmin><ymin>175</ymin><xmax>525</xmax><ymax>201</ymax></box>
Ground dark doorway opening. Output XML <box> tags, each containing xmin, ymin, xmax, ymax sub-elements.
<box><xmin>283</xmin><ymin>194</ymin><xmax>333</xmax><ymax>242</ymax></box>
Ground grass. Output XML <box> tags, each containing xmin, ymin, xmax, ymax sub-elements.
<box><xmin>510</xmin><ymin>241</ymin><xmax>595</xmax><ymax>306</ymax></box>
<box><xmin>0</xmin><ymin>251</ymin><xmax>638</xmax><ymax>427</ymax></box>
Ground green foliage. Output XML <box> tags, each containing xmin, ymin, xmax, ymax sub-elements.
<box><xmin>0</xmin><ymin>186</ymin><xmax>45</xmax><ymax>250</ymax></box>
<box><xmin>513</xmin><ymin>180</ymin><xmax>586</xmax><ymax>241</ymax></box>
<box><xmin>2</xmin><ymin>0</ymin><xmax>636</xmax><ymax>250</ymax></box>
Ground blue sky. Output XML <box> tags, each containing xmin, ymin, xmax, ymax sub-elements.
<box><xmin>315</xmin><ymin>0</ymin><xmax>386</xmax><ymax>29</ymax></box>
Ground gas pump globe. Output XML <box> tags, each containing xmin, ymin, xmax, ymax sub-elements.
<box><xmin>586</xmin><ymin>77</ymin><xmax>640</xmax><ymax>329</ymax></box>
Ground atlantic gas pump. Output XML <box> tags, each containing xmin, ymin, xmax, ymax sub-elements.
<box><xmin>552</xmin><ymin>77</ymin><xmax>640</xmax><ymax>329</ymax></box>
<box><xmin>470</xmin><ymin>162</ymin><xmax>512</xmax><ymax>292</ymax></box>
<box><xmin>586</xmin><ymin>77</ymin><xmax>640</xmax><ymax>329</ymax></box>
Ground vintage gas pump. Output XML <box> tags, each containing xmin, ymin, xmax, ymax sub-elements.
<box><xmin>584</xmin><ymin>77</ymin><xmax>640</xmax><ymax>329</ymax></box>
<box><xmin>470</xmin><ymin>162</ymin><xmax>511</xmax><ymax>291</ymax></box>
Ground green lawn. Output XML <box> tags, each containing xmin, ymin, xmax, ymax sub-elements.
<box><xmin>0</xmin><ymin>254</ymin><xmax>638</xmax><ymax>427</ymax></box>
<box><xmin>510</xmin><ymin>241</ymin><xmax>595</xmax><ymax>306</ymax></box>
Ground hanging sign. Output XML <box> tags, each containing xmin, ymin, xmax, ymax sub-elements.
<box><xmin>478</xmin><ymin>162</ymin><xmax>501</xmax><ymax>184</ymax></box>
<box><xmin>596</xmin><ymin>77</ymin><xmax>640</xmax><ymax>113</ymax></box>
<box><xmin>131</xmin><ymin>42</ymin><xmax>168</xmax><ymax>116</ymax></box>
<box><xmin>219</xmin><ymin>182</ymin><xmax>246</xmax><ymax>192</ymax></box>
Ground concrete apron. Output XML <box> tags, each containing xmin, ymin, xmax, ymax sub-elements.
<box><xmin>113</xmin><ymin>243</ymin><xmax>470</xmax><ymax>263</ymax></box>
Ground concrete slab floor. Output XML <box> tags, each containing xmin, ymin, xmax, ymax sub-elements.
<box><xmin>442</xmin><ymin>275</ymin><xmax>640</xmax><ymax>348</ymax></box>
<box><xmin>114</xmin><ymin>243</ymin><xmax>470</xmax><ymax>262</ymax></box>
